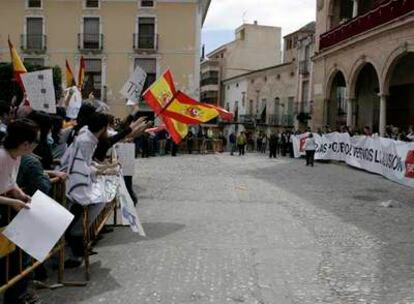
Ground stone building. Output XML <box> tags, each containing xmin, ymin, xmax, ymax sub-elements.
<box><xmin>221</xmin><ymin>23</ymin><xmax>315</xmax><ymax>136</ymax></box>
<box><xmin>312</xmin><ymin>0</ymin><xmax>414</xmax><ymax>135</ymax></box>
<box><xmin>200</xmin><ymin>22</ymin><xmax>282</xmax><ymax>106</ymax></box>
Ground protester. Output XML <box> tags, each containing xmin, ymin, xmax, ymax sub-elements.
<box><xmin>261</xmin><ymin>133</ymin><xmax>268</xmax><ymax>154</ymax></box>
<box><xmin>0</xmin><ymin>119</ymin><xmax>39</xmax><ymax>304</ymax></box>
<box><xmin>304</xmin><ymin>133</ymin><xmax>317</xmax><ymax>167</ymax></box>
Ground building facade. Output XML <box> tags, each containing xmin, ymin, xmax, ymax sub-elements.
<box><xmin>221</xmin><ymin>23</ymin><xmax>316</xmax><ymax>137</ymax></box>
<box><xmin>0</xmin><ymin>0</ymin><xmax>210</xmax><ymax>117</ymax></box>
<box><xmin>312</xmin><ymin>0</ymin><xmax>414</xmax><ymax>135</ymax></box>
<box><xmin>200</xmin><ymin>22</ymin><xmax>282</xmax><ymax>107</ymax></box>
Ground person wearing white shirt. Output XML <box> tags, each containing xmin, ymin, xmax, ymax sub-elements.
<box><xmin>304</xmin><ymin>133</ymin><xmax>317</xmax><ymax>167</ymax></box>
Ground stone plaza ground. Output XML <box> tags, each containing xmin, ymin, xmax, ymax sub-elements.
<box><xmin>42</xmin><ymin>153</ymin><xmax>414</xmax><ymax>304</ymax></box>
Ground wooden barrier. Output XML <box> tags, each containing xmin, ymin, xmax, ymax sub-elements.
<box><xmin>81</xmin><ymin>198</ymin><xmax>118</xmax><ymax>281</ymax></box>
<box><xmin>0</xmin><ymin>177</ymin><xmax>67</xmax><ymax>294</ymax></box>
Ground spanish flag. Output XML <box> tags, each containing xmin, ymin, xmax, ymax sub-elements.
<box><xmin>143</xmin><ymin>70</ymin><xmax>188</xmax><ymax>144</ymax></box>
<box><xmin>65</xmin><ymin>60</ymin><xmax>77</xmax><ymax>88</ymax></box>
<box><xmin>78</xmin><ymin>56</ymin><xmax>86</xmax><ymax>89</ymax></box>
<box><xmin>163</xmin><ymin>91</ymin><xmax>233</xmax><ymax>124</ymax></box>
<box><xmin>8</xmin><ymin>37</ymin><xmax>27</xmax><ymax>90</ymax></box>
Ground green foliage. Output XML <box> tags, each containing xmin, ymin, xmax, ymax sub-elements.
<box><xmin>0</xmin><ymin>62</ymin><xmax>62</xmax><ymax>105</ymax></box>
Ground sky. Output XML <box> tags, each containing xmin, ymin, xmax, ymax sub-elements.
<box><xmin>202</xmin><ymin>0</ymin><xmax>315</xmax><ymax>54</ymax></box>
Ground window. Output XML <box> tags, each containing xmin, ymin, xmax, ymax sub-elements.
<box><xmin>85</xmin><ymin>0</ymin><xmax>100</xmax><ymax>8</ymax></box>
<box><xmin>264</xmin><ymin>76</ymin><xmax>267</xmax><ymax>82</ymax></box>
<box><xmin>140</xmin><ymin>0</ymin><xmax>155</xmax><ymax>8</ymax></box>
<box><xmin>24</xmin><ymin>57</ymin><xmax>45</xmax><ymax>67</ymax></box>
<box><xmin>137</xmin><ymin>17</ymin><xmax>156</xmax><ymax>49</ymax></box>
<box><xmin>236</xmin><ymin>83</ymin><xmax>239</xmax><ymax>88</ymax></box>
<box><xmin>134</xmin><ymin>58</ymin><xmax>156</xmax><ymax>96</ymax></box>
<box><xmin>27</xmin><ymin>0</ymin><xmax>42</xmax><ymax>8</ymax></box>
<box><xmin>250</xmin><ymin>79</ymin><xmax>254</xmax><ymax>84</ymax></box>
<box><xmin>82</xmin><ymin>17</ymin><xmax>101</xmax><ymax>49</ymax></box>
<box><xmin>227</xmin><ymin>85</ymin><xmax>230</xmax><ymax>90</ymax></box>
<box><xmin>83</xmin><ymin>59</ymin><xmax>102</xmax><ymax>98</ymax></box>
<box><xmin>26</xmin><ymin>17</ymin><xmax>44</xmax><ymax>50</ymax></box>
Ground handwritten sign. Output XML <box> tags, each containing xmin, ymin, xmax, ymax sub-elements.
<box><xmin>21</xmin><ymin>69</ymin><xmax>57</xmax><ymax>114</ymax></box>
<box><xmin>120</xmin><ymin>65</ymin><xmax>147</xmax><ymax>103</ymax></box>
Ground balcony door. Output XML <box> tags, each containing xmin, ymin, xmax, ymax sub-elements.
<box><xmin>83</xmin><ymin>17</ymin><xmax>100</xmax><ymax>49</ymax></box>
<box><xmin>83</xmin><ymin>59</ymin><xmax>102</xmax><ymax>99</ymax></box>
<box><xmin>137</xmin><ymin>17</ymin><xmax>155</xmax><ymax>49</ymax></box>
<box><xmin>26</xmin><ymin>17</ymin><xmax>43</xmax><ymax>49</ymax></box>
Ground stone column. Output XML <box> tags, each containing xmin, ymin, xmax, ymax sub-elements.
<box><xmin>346</xmin><ymin>98</ymin><xmax>354</xmax><ymax>127</ymax></box>
<box><xmin>379</xmin><ymin>94</ymin><xmax>387</xmax><ymax>137</ymax></box>
<box><xmin>352</xmin><ymin>0</ymin><xmax>359</xmax><ymax>18</ymax></box>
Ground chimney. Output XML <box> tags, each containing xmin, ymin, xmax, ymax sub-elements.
<box><xmin>254</xmin><ymin>20</ymin><xmax>258</xmax><ymax>25</ymax></box>
<box><xmin>201</xmin><ymin>44</ymin><xmax>205</xmax><ymax>59</ymax></box>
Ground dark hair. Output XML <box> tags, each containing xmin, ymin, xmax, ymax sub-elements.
<box><xmin>0</xmin><ymin>101</ymin><xmax>10</xmax><ymax>117</ymax></box>
<box><xmin>308</xmin><ymin>133</ymin><xmax>313</xmax><ymax>138</ymax></box>
<box><xmin>27</xmin><ymin>111</ymin><xmax>53</xmax><ymax>142</ymax></box>
<box><xmin>87</xmin><ymin>112</ymin><xmax>109</xmax><ymax>133</ymax></box>
<box><xmin>77</xmin><ymin>103</ymin><xmax>97</xmax><ymax>128</ymax></box>
<box><xmin>4</xmin><ymin>119</ymin><xmax>39</xmax><ymax>150</ymax></box>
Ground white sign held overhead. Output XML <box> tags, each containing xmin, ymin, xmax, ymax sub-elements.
<box><xmin>21</xmin><ymin>69</ymin><xmax>57</xmax><ymax>114</ymax></box>
<box><xmin>2</xmin><ymin>191</ymin><xmax>74</xmax><ymax>262</ymax></box>
<box><xmin>120</xmin><ymin>65</ymin><xmax>147</xmax><ymax>103</ymax></box>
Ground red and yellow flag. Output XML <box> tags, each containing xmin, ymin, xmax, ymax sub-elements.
<box><xmin>78</xmin><ymin>56</ymin><xmax>86</xmax><ymax>88</ymax></box>
<box><xmin>65</xmin><ymin>60</ymin><xmax>77</xmax><ymax>88</ymax></box>
<box><xmin>143</xmin><ymin>70</ymin><xmax>188</xmax><ymax>144</ymax></box>
<box><xmin>163</xmin><ymin>91</ymin><xmax>233</xmax><ymax>124</ymax></box>
<box><xmin>8</xmin><ymin>37</ymin><xmax>27</xmax><ymax>90</ymax></box>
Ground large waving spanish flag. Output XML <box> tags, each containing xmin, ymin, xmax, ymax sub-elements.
<box><xmin>8</xmin><ymin>37</ymin><xmax>27</xmax><ymax>90</ymax></box>
<box><xmin>66</xmin><ymin>60</ymin><xmax>77</xmax><ymax>88</ymax></box>
<box><xmin>143</xmin><ymin>70</ymin><xmax>188</xmax><ymax>144</ymax></box>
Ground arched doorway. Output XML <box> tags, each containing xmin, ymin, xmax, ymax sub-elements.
<box><xmin>354</xmin><ymin>63</ymin><xmax>380</xmax><ymax>132</ymax></box>
<box><xmin>387</xmin><ymin>53</ymin><xmax>414</xmax><ymax>131</ymax></box>
<box><xmin>327</xmin><ymin>71</ymin><xmax>347</xmax><ymax>129</ymax></box>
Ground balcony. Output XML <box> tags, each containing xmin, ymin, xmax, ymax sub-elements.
<box><xmin>133</xmin><ymin>33</ymin><xmax>159</xmax><ymax>52</ymax></box>
<box><xmin>239</xmin><ymin>114</ymin><xmax>255</xmax><ymax>124</ymax></box>
<box><xmin>320</xmin><ymin>0</ymin><xmax>414</xmax><ymax>50</ymax></box>
<box><xmin>267</xmin><ymin>114</ymin><xmax>281</xmax><ymax>126</ymax></box>
<box><xmin>78</xmin><ymin>33</ymin><xmax>104</xmax><ymax>51</ymax></box>
<box><xmin>201</xmin><ymin>78</ymin><xmax>219</xmax><ymax>86</ymax></box>
<box><xmin>299</xmin><ymin>60</ymin><xmax>310</xmax><ymax>75</ymax></box>
<box><xmin>20</xmin><ymin>34</ymin><xmax>46</xmax><ymax>52</ymax></box>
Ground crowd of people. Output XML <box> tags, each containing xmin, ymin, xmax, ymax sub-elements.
<box><xmin>0</xmin><ymin>92</ymin><xmax>151</xmax><ymax>304</ymax></box>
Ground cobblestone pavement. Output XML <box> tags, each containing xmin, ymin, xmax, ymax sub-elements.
<box><xmin>42</xmin><ymin>154</ymin><xmax>414</xmax><ymax>304</ymax></box>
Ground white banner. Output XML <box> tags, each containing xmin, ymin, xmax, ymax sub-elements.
<box><xmin>114</xmin><ymin>143</ymin><xmax>135</xmax><ymax>176</ymax></box>
<box><xmin>120</xmin><ymin>65</ymin><xmax>147</xmax><ymax>103</ymax></box>
<box><xmin>21</xmin><ymin>69</ymin><xmax>57</xmax><ymax>114</ymax></box>
<box><xmin>293</xmin><ymin>132</ymin><xmax>414</xmax><ymax>188</ymax></box>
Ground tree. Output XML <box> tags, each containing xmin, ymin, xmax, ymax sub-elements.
<box><xmin>0</xmin><ymin>62</ymin><xmax>62</xmax><ymax>105</ymax></box>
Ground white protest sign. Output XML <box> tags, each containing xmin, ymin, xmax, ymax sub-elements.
<box><xmin>21</xmin><ymin>69</ymin><xmax>57</xmax><ymax>114</ymax></box>
<box><xmin>115</xmin><ymin>143</ymin><xmax>135</xmax><ymax>176</ymax></box>
<box><xmin>117</xmin><ymin>175</ymin><xmax>146</xmax><ymax>236</ymax></box>
<box><xmin>2</xmin><ymin>191</ymin><xmax>74</xmax><ymax>262</ymax></box>
<box><xmin>120</xmin><ymin>65</ymin><xmax>147</xmax><ymax>103</ymax></box>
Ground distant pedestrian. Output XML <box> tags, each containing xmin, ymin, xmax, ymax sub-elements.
<box><xmin>229</xmin><ymin>132</ymin><xmax>236</xmax><ymax>155</ymax></box>
<box><xmin>187</xmin><ymin>131</ymin><xmax>194</xmax><ymax>154</ymax></box>
<box><xmin>237</xmin><ymin>132</ymin><xmax>247</xmax><ymax>156</ymax></box>
<box><xmin>304</xmin><ymin>133</ymin><xmax>317</xmax><ymax>167</ymax></box>
<box><xmin>269</xmin><ymin>132</ymin><xmax>278</xmax><ymax>158</ymax></box>
<box><xmin>261</xmin><ymin>134</ymin><xmax>267</xmax><ymax>153</ymax></box>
